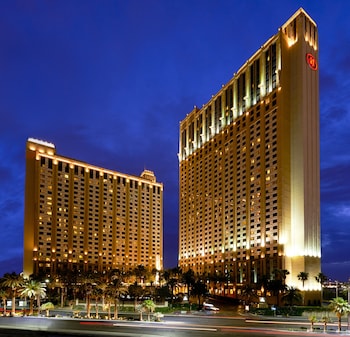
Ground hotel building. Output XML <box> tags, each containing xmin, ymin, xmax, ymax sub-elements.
<box><xmin>179</xmin><ymin>9</ymin><xmax>320</xmax><ymax>295</ymax></box>
<box><xmin>24</xmin><ymin>138</ymin><xmax>163</xmax><ymax>277</ymax></box>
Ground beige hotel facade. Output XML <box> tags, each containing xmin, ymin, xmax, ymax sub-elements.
<box><xmin>24</xmin><ymin>138</ymin><xmax>163</xmax><ymax>277</ymax></box>
<box><xmin>179</xmin><ymin>9</ymin><xmax>320</xmax><ymax>297</ymax></box>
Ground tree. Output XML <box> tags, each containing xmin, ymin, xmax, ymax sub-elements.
<box><xmin>35</xmin><ymin>283</ymin><xmax>47</xmax><ymax>316</ymax></box>
<box><xmin>328</xmin><ymin>297</ymin><xmax>350</xmax><ymax>332</ymax></box>
<box><xmin>163</xmin><ymin>267</ymin><xmax>181</xmax><ymax>307</ymax></box>
<box><xmin>128</xmin><ymin>283</ymin><xmax>144</xmax><ymax>311</ymax></box>
<box><xmin>142</xmin><ymin>299</ymin><xmax>155</xmax><ymax>321</ymax></box>
<box><xmin>315</xmin><ymin>272</ymin><xmax>327</xmax><ymax>305</ymax></box>
<box><xmin>21</xmin><ymin>279</ymin><xmax>46</xmax><ymax>315</ymax></box>
<box><xmin>0</xmin><ymin>288</ymin><xmax>8</xmax><ymax>316</ymax></box>
<box><xmin>315</xmin><ymin>272</ymin><xmax>327</xmax><ymax>285</ymax></box>
<box><xmin>91</xmin><ymin>286</ymin><xmax>102</xmax><ymax>318</ymax></box>
<box><xmin>107</xmin><ymin>278</ymin><xmax>125</xmax><ymax>320</ymax></box>
<box><xmin>49</xmin><ymin>272</ymin><xmax>70</xmax><ymax>308</ymax></box>
<box><xmin>41</xmin><ymin>302</ymin><xmax>54</xmax><ymax>317</ymax></box>
<box><xmin>241</xmin><ymin>284</ymin><xmax>257</xmax><ymax>306</ymax></box>
<box><xmin>267</xmin><ymin>279</ymin><xmax>286</xmax><ymax>306</ymax></box>
<box><xmin>95</xmin><ymin>281</ymin><xmax>108</xmax><ymax>310</ymax></box>
<box><xmin>282</xmin><ymin>286</ymin><xmax>302</xmax><ymax>307</ymax></box>
<box><xmin>297</xmin><ymin>272</ymin><xmax>309</xmax><ymax>289</ymax></box>
<box><xmin>167</xmin><ymin>278</ymin><xmax>178</xmax><ymax>307</ymax></box>
<box><xmin>1</xmin><ymin>272</ymin><xmax>24</xmax><ymax>316</ymax></box>
<box><xmin>321</xmin><ymin>315</ymin><xmax>331</xmax><ymax>333</ymax></box>
<box><xmin>273</xmin><ymin>269</ymin><xmax>290</xmax><ymax>286</ymax></box>
<box><xmin>257</xmin><ymin>274</ymin><xmax>270</xmax><ymax>297</ymax></box>
<box><xmin>210</xmin><ymin>271</ymin><xmax>227</xmax><ymax>295</ymax></box>
<box><xmin>169</xmin><ymin>266</ymin><xmax>182</xmax><ymax>280</ymax></box>
<box><xmin>104</xmin><ymin>292</ymin><xmax>112</xmax><ymax>320</ymax></box>
<box><xmin>136</xmin><ymin>303</ymin><xmax>145</xmax><ymax>321</ymax></box>
<box><xmin>308</xmin><ymin>314</ymin><xmax>317</xmax><ymax>332</ymax></box>
<box><xmin>149</xmin><ymin>268</ymin><xmax>159</xmax><ymax>286</ymax></box>
<box><xmin>191</xmin><ymin>280</ymin><xmax>207</xmax><ymax>308</ymax></box>
<box><xmin>133</xmin><ymin>265</ymin><xmax>147</xmax><ymax>285</ymax></box>
<box><xmin>156</xmin><ymin>285</ymin><xmax>171</xmax><ymax>302</ymax></box>
<box><xmin>182</xmin><ymin>269</ymin><xmax>195</xmax><ymax>309</ymax></box>
<box><xmin>78</xmin><ymin>272</ymin><xmax>95</xmax><ymax>318</ymax></box>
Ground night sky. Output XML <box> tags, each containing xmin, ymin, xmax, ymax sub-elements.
<box><xmin>1</xmin><ymin>1</ymin><xmax>349</xmax><ymax>282</ymax></box>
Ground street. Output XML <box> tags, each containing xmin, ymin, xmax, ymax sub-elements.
<box><xmin>0</xmin><ymin>313</ymin><xmax>347</xmax><ymax>337</ymax></box>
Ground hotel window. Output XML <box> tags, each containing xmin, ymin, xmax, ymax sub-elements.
<box><xmin>238</xmin><ymin>72</ymin><xmax>246</xmax><ymax>113</ymax></box>
<box><xmin>225</xmin><ymin>85</ymin><xmax>233</xmax><ymax>123</ymax></box>
<box><xmin>265</xmin><ymin>50</ymin><xmax>270</xmax><ymax>92</ymax></box>
<box><xmin>205</xmin><ymin>106</ymin><xmax>212</xmax><ymax>139</ymax></box>
<box><xmin>250</xmin><ymin>59</ymin><xmax>260</xmax><ymax>104</ymax></box>
<box><xmin>215</xmin><ymin>96</ymin><xmax>222</xmax><ymax>132</ymax></box>
<box><xmin>271</xmin><ymin>44</ymin><xmax>277</xmax><ymax>89</ymax></box>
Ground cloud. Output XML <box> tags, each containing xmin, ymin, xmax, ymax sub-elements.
<box><xmin>337</xmin><ymin>206</ymin><xmax>350</xmax><ymax>217</ymax></box>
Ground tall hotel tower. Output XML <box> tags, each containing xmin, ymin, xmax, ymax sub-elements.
<box><xmin>179</xmin><ymin>9</ymin><xmax>320</xmax><ymax>295</ymax></box>
<box><xmin>24</xmin><ymin>138</ymin><xmax>163</xmax><ymax>277</ymax></box>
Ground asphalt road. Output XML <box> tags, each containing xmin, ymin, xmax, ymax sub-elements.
<box><xmin>0</xmin><ymin>313</ymin><xmax>345</xmax><ymax>337</ymax></box>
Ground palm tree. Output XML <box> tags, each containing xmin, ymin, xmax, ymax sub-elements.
<box><xmin>108</xmin><ymin>269</ymin><xmax>127</xmax><ymax>283</ymax></box>
<box><xmin>35</xmin><ymin>283</ymin><xmax>46</xmax><ymax>316</ymax></box>
<box><xmin>142</xmin><ymin>299</ymin><xmax>155</xmax><ymax>321</ymax></box>
<box><xmin>328</xmin><ymin>297</ymin><xmax>350</xmax><ymax>332</ymax></box>
<box><xmin>1</xmin><ymin>272</ymin><xmax>24</xmax><ymax>316</ymax></box>
<box><xmin>41</xmin><ymin>302</ymin><xmax>54</xmax><ymax>317</ymax></box>
<box><xmin>107</xmin><ymin>278</ymin><xmax>125</xmax><ymax>320</ymax></box>
<box><xmin>163</xmin><ymin>267</ymin><xmax>181</xmax><ymax>307</ymax></box>
<box><xmin>149</xmin><ymin>268</ymin><xmax>159</xmax><ymax>286</ymax></box>
<box><xmin>315</xmin><ymin>272</ymin><xmax>327</xmax><ymax>305</ymax></box>
<box><xmin>155</xmin><ymin>285</ymin><xmax>171</xmax><ymax>303</ymax></box>
<box><xmin>257</xmin><ymin>274</ymin><xmax>270</xmax><ymax>297</ymax></box>
<box><xmin>308</xmin><ymin>314</ymin><xmax>317</xmax><ymax>332</ymax></box>
<box><xmin>182</xmin><ymin>269</ymin><xmax>195</xmax><ymax>309</ymax></box>
<box><xmin>21</xmin><ymin>279</ymin><xmax>46</xmax><ymax>315</ymax></box>
<box><xmin>103</xmin><ymin>292</ymin><xmax>112</xmax><ymax>320</ymax></box>
<box><xmin>0</xmin><ymin>288</ymin><xmax>8</xmax><ymax>316</ymax></box>
<box><xmin>282</xmin><ymin>286</ymin><xmax>302</xmax><ymax>307</ymax></box>
<box><xmin>133</xmin><ymin>265</ymin><xmax>147</xmax><ymax>285</ymax></box>
<box><xmin>273</xmin><ymin>269</ymin><xmax>290</xmax><ymax>286</ymax></box>
<box><xmin>267</xmin><ymin>279</ymin><xmax>286</xmax><ymax>306</ymax></box>
<box><xmin>321</xmin><ymin>315</ymin><xmax>331</xmax><ymax>333</ymax></box>
<box><xmin>78</xmin><ymin>272</ymin><xmax>95</xmax><ymax>318</ymax></box>
<box><xmin>191</xmin><ymin>280</ymin><xmax>207</xmax><ymax>309</ymax></box>
<box><xmin>49</xmin><ymin>272</ymin><xmax>69</xmax><ymax>308</ymax></box>
<box><xmin>167</xmin><ymin>277</ymin><xmax>178</xmax><ymax>307</ymax></box>
<box><xmin>128</xmin><ymin>283</ymin><xmax>144</xmax><ymax>311</ymax></box>
<box><xmin>210</xmin><ymin>272</ymin><xmax>227</xmax><ymax>296</ymax></box>
<box><xmin>96</xmin><ymin>281</ymin><xmax>108</xmax><ymax>310</ymax></box>
<box><xmin>169</xmin><ymin>266</ymin><xmax>183</xmax><ymax>279</ymax></box>
<box><xmin>241</xmin><ymin>284</ymin><xmax>257</xmax><ymax>306</ymax></box>
<box><xmin>162</xmin><ymin>269</ymin><xmax>170</xmax><ymax>284</ymax></box>
<box><xmin>136</xmin><ymin>303</ymin><xmax>145</xmax><ymax>321</ymax></box>
<box><xmin>297</xmin><ymin>272</ymin><xmax>309</xmax><ymax>289</ymax></box>
<box><xmin>91</xmin><ymin>286</ymin><xmax>102</xmax><ymax>318</ymax></box>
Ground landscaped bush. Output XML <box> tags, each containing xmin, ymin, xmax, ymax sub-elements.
<box><xmin>251</xmin><ymin>306</ymin><xmax>304</xmax><ymax>316</ymax></box>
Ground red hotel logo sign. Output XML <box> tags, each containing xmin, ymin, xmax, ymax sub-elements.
<box><xmin>306</xmin><ymin>53</ymin><xmax>318</xmax><ymax>70</ymax></box>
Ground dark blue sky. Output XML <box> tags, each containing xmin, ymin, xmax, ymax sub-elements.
<box><xmin>0</xmin><ymin>1</ymin><xmax>349</xmax><ymax>281</ymax></box>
